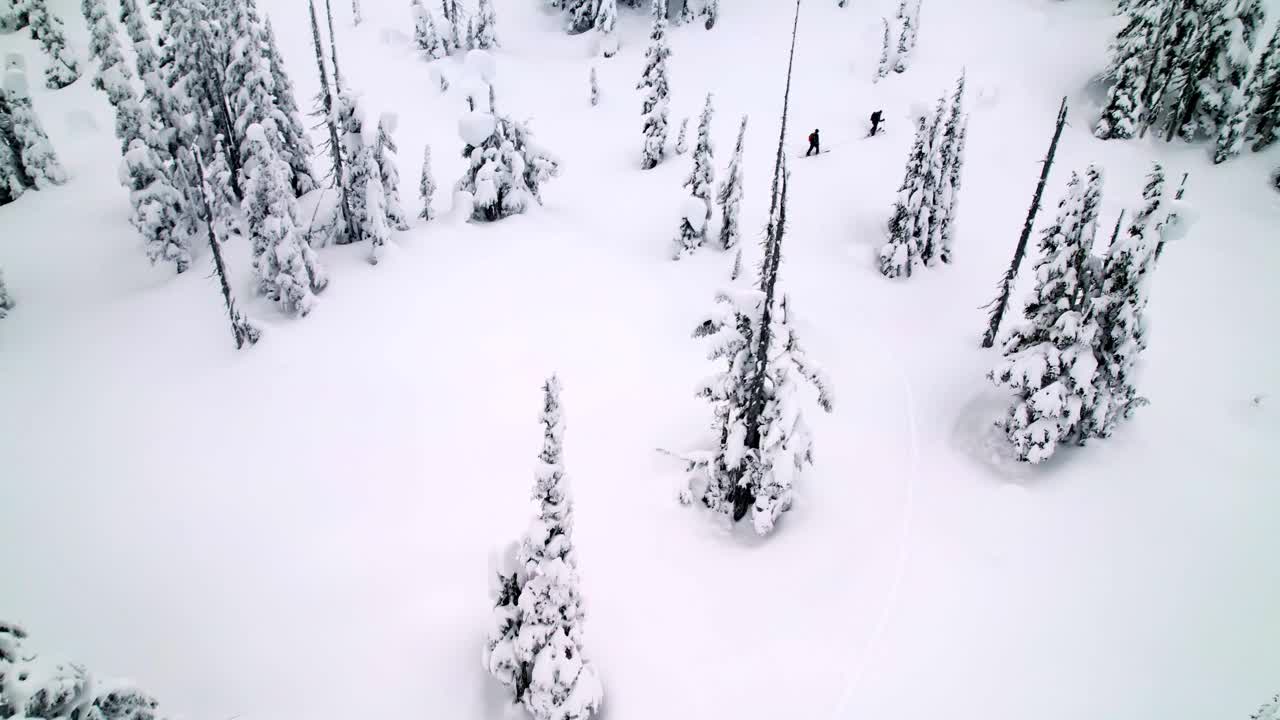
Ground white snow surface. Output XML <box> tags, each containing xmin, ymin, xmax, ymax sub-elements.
<box><xmin>459</xmin><ymin>109</ymin><xmax>497</xmax><ymax>146</ymax></box>
<box><xmin>2</xmin><ymin>1</ymin><xmax>1279</xmax><ymax>720</ymax></box>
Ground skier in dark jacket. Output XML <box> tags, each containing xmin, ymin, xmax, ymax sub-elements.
<box><xmin>870</xmin><ymin>110</ymin><xmax>883</xmax><ymax>136</ymax></box>
<box><xmin>805</xmin><ymin>129</ymin><xmax>820</xmax><ymax>156</ymax></box>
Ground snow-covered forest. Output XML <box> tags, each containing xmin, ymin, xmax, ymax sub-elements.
<box><xmin>1</xmin><ymin>0</ymin><xmax>1277</xmax><ymax>719</ymax></box>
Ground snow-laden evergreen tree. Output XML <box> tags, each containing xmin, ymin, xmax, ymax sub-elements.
<box><xmin>1249</xmin><ymin>23</ymin><xmax>1280</xmax><ymax>149</ymax></box>
<box><xmin>595</xmin><ymin>0</ymin><xmax>618</xmax><ymax>57</ymax></box>
<box><xmin>1087</xmin><ymin>164</ymin><xmax>1162</xmax><ymax>438</ymax></box>
<box><xmin>464</xmin><ymin>17</ymin><xmax>477</xmax><ymax>51</ymax></box>
<box><xmin>242</xmin><ymin>124</ymin><xmax>328</xmax><ymax>314</ymax></box>
<box><xmin>204</xmin><ymin>135</ymin><xmax>242</xmax><ymax>243</ymax></box>
<box><xmin>455</xmin><ymin>103</ymin><xmax>560</xmax><ymax>222</ymax></box>
<box><xmin>0</xmin><ymin>267</ymin><xmax>13</xmax><ymax>318</ymax></box>
<box><xmin>418</xmin><ymin>143</ymin><xmax>436</xmax><ymax>220</ymax></box>
<box><xmin>337</xmin><ymin>88</ymin><xmax>391</xmax><ymax>254</ymax></box>
<box><xmin>928</xmin><ymin>72</ymin><xmax>965</xmax><ymax>264</ymax></box>
<box><xmin>1192</xmin><ymin>0</ymin><xmax>1263</xmax><ymax>139</ymax></box>
<box><xmin>673</xmin><ymin>94</ymin><xmax>715</xmax><ymax>259</ymax></box>
<box><xmin>879</xmin><ymin>114</ymin><xmax>929</xmax><ymax>278</ymax></box>
<box><xmin>637</xmin><ymin>0</ymin><xmax>671</xmax><ymax>170</ymax></box>
<box><xmin>1252</xmin><ymin>694</ymin><xmax>1280</xmax><ymax>720</ymax></box>
<box><xmin>374</xmin><ymin>113</ymin><xmax>408</xmax><ymax>231</ymax></box>
<box><xmin>352</xmin><ymin>0</ymin><xmax>361</xmax><ymax>25</ymax></box>
<box><xmin>81</xmin><ymin>0</ymin><xmax>132</xmax><ymax>94</ymax></box>
<box><xmin>263</xmin><ymin>17</ymin><xmax>318</xmax><ymax>195</ymax></box>
<box><xmin>483</xmin><ymin>377</ymin><xmax>604</xmax><ymax>720</ymax></box>
<box><xmin>989</xmin><ymin>169</ymin><xmax>1102</xmax><ymax>464</ymax></box>
<box><xmin>3</xmin><ymin>80</ymin><xmax>67</xmax><ymax>188</ymax></box>
<box><xmin>119</xmin><ymin>137</ymin><xmax>194</xmax><ymax>273</ymax></box>
<box><xmin>1093</xmin><ymin>0</ymin><xmax>1160</xmax><ymax>140</ymax></box>
<box><xmin>893</xmin><ymin>0</ymin><xmax>918</xmax><ymax>74</ymax></box>
<box><xmin>938</xmin><ymin>113</ymin><xmax>967</xmax><ymax>264</ymax></box>
<box><xmin>673</xmin><ymin>117</ymin><xmax>689</xmax><ymax>154</ymax></box>
<box><xmin>26</xmin><ymin>0</ymin><xmax>81</xmax><ymax>89</ymax></box>
<box><xmin>412</xmin><ymin>0</ymin><xmax>447</xmax><ymax>59</ymax></box>
<box><xmin>556</xmin><ymin>0</ymin><xmax>596</xmax><ymax>34</ymax></box>
<box><xmin>716</xmin><ymin>114</ymin><xmax>747</xmax><ymax>251</ymax></box>
<box><xmin>875</xmin><ymin>17</ymin><xmax>891</xmax><ymax>82</ymax></box>
<box><xmin>118</xmin><ymin>0</ymin><xmax>158</xmax><ymax>75</ymax></box>
<box><xmin>0</xmin><ymin>114</ymin><xmax>28</xmax><ymax>205</ymax></box>
<box><xmin>0</xmin><ymin>622</ymin><xmax>171</xmax><ymax>720</ymax></box>
<box><xmin>917</xmin><ymin>95</ymin><xmax>948</xmax><ymax>265</ymax></box>
<box><xmin>685</xmin><ymin>1</ymin><xmax>833</xmax><ymax>533</ymax></box>
<box><xmin>589</xmin><ymin>66</ymin><xmax>599</xmax><ymax>106</ymax></box>
<box><xmin>473</xmin><ymin>0</ymin><xmax>498</xmax><ymax>49</ymax></box>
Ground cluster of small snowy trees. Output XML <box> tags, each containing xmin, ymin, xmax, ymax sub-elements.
<box><xmin>483</xmin><ymin>377</ymin><xmax>604</xmax><ymax>720</ymax></box>
<box><xmin>879</xmin><ymin>72</ymin><xmax>967</xmax><ymax>278</ymax></box>
<box><xmin>989</xmin><ymin>163</ymin><xmax>1177</xmax><ymax>463</ymax></box>
<box><xmin>550</xmin><ymin>0</ymin><xmax>619</xmax><ymax>56</ymax></box>
<box><xmin>411</xmin><ymin>0</ymin><xmax>499</xmax><ymax>60</ymax></box>
<box><xmin>3</xmin><ymin>0</ymin><xmax>81</xmax><ymax>88</ymax></box>
<box><xmin>0</xmin><ymin>63</ymin><xmax>66</xmax><ymax>206</ymax></box>
<box><xmin>1095</xmin><ymin>0</ymin><xmax>1280</xmax><ymax>165</ymax></box>
<box><xmin>0</xmin><ymin>621</ymin><xmax>168</xmax><ymax>720</ymax></box>
<box><xmin>874</xmin><ymin>0</ymin><xmax>922</xmax><ymax>79</ymax></box>
<box><xmin>454</xmin><ymin>84</ymin><xmax>560</xmax><ymax>222</ymax></box>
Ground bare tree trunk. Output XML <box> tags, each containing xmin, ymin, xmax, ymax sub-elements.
<box><xmin>981</xmin><ymin>96</ymin><xmax>1068</xmax><ymax>348</ymax></box>
<box><xmin>193</xmin><ymin>149</ymin><xmax>259</xmax><ymax>349</ymax></box>
<box><xmin>309</xmin><ymin>0</ymin><xmax>355</xmax><ymax>243</ymax></box>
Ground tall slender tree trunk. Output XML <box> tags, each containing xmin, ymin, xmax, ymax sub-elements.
<box><xmin>193</xmin><ymin>149</ymin><xmax>258</xmax><ymax>349</ymax></box>
<box><xmin>730</xmin><ymin>0</ymin><xmax>801</xmax><ymax>522</ymax></box>
<box><xmin>309</xmin><ymin>0</ymin><xmax>355</xmax><ymax>242</ymax></box>
<box><xmin>325</xmin><ymin>0</ymin><xmax>342</xmax><ymax>85</ymax></box>
<box><xmin>981</xmin><ymin>96</ymin><xmax>1068</xmax><ymax>348</ymax></box>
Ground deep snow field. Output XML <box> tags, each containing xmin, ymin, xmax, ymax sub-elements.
<box><xmin>2</xmin><ymin>0</ymin><xmax>1279</xmax><ymax>718</ymax></box>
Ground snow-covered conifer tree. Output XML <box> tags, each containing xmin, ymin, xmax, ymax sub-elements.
<box><xmin>474</xmin><ymin>0</ymin><xmax>498</xmax><ymax>49</ymax></box>
<box><xmin>674</xmin><ymin>93</ymin><xmax>715</xmax><ymax>259</ymax></box>
<box><xmin>0</xmin><ymin>267</ymin><xmax>14</xmax><ymax>318</ymax></box>
<box><xmin>893</xmin><ymin>0</ymin><xmax>918</xmax><ymax>74</ymax></box>
<box><xmin>928</xmin><ymin>72</ymin><xmax>965</xmax><ymax>264</ymax></box>
<box><xmin>455</xmin><ymin>103</ymin><xmax>560</xmax><ymax>222</ymax></box>
<box><xmin>0</xmin><ymin>119</ymin><xmax>28</xmax><ymax>205</ymax></box>
<box><xmin>558</xmin><ymin>0</ymin><xmax>595</xmax><ymax>34</ymax></box>
<box><xmin>464</xmin><ymin>17</ymin><xmax>477</xmax><ymax>51</ymax></box>
<box><xmin>483</xmin><ymin>378</ymin><xmax>604</xmax><ymax>720</ymax></box>
<box><xmin>27</xmin><ymin>0</ymin><xmax>81</xmax><ymax>88</ymax></box>
<box><xmin>352</xmin><ymin>0</ymin><xmax>361</xmax><ymax>25</ymax></box>
<box><xmin>1093</xmin><ymin>1</ymin><xmax>1158</xmax><ymax>140</ymax></box>
<box><xmin>337</xmin><ymin>88</ymin><xmax>390</xmax><ymax>254</ymax></box>
<box><xmin>241</xmin><ymin>123</ymin><xmax>328</xmax><ymax>313</ymax></box>
<box><xmin>875</xmin><ymin>17</ymin><xmax>891</xmax><ymax>82</ymax></box>
<box><xmin>263</xmin><ymin>17</ymin><xmax>318</xmax><ymax>195</ymax></box>
<box><xmin>674</xmin><ymin>116</ymin><xmax>688</xmax><ymax>154</ymax></box>
<box><xmin>1189</xmin><ymin>0</ymin><xmax>1261</xmax><ymax>140</ymax></box>
<box><xmin>989</xmin><ymin>170</ymin><xmax>1102</xmax><ymax>463</ymax></box>
<box><xmin>3</xmin><ymin>79</ymin><xmax>67</xmax><ymax>188</ymax></box>
<box><xmin>1249</xmin><ymin>24</ymin><xmax>1280</xmax><ymax>149</ymax></box>
<box><xmin>878</xmin><ymin>114</ymin><xmax>929</xmax><ymax>278</ymax></box>
<box><xmin>375</xmin><ymin>113</ymin><xmax>408</xmax><ymax>231</ymax></box>
<box><xmin>938</xmin><ymin>113</ymin><xmax>967</xmax><ymax>264</ymax></box>
<box><xmin>637</xmin><ymin>0</ymin><xmax>671</xmax><ymax>170</ymax></box>
<box><xmin>204</xmin><ymin>135</ymin><xmax>242</xmax><ymax>243</ymax></box>
<box><xmin>716</xmin><ymin>114</ymin><xmax>747</xmax><ymax>251</ymax></box>
<box><xmin>589</xmin><ymin>66</ymin><xmax>599</xmax><ymax>106</ymax></box>
<box><xmin>81</xmin><ymin>0</ymin><xmax>132</xmax><ymax>94</ymax></box>
<box><xmin>413</xmin><ymin>0</ymin><xmax>446</xmax><ymax>59</ymax></box>
<box><xmin>595</xmin><ymin>0</ymin><xmax>618</xmax><ymax>57</ymax></box>
<box><xmin>418</xmin><ymin>143</ymin><xmax>436</xmax><ymax>220</ymax></box>
<box><xmin>918</xmin><ymin>95</ymin><xmax>948</xmax><ymax>265</ymax></box>
<box><xmin>1088</xmin><ymin>164</ymin><xmax>1162</xmax><ymax>438</ymax></box>
<box><xmin>119</xmin><ymin>137</ymin><xmax>193</xmax><ymax>273</ymax></box>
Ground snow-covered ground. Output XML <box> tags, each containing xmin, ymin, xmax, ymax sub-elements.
<box><xmin>2</xmin><ymin>0</ymin><xmax>1278</xmax><ymax>719</ymax></box>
